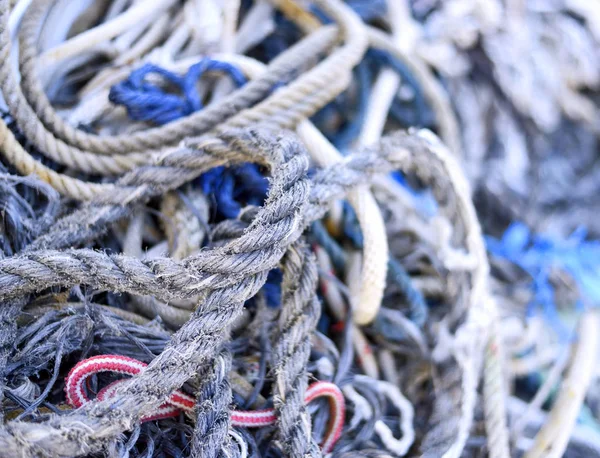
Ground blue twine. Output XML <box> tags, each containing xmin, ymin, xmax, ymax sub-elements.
<box><xmin>390</xmin><ymin>171</ymin><xmax>438</xmax><ymax>217</ymax></box>
<box><xmin>262</xmin><ymin>269</ymin><xmax>283</xmax><ymax>309</ymax></box>
<box><xmin>109</xmin><ymin>58</ymin><xmax>247</xmax><ymax>125</ymax></box>
<box><xmin>317</xmin><ymin>309</ymin><xmax>332</xmax><ymax>334</ymax></box>
<box><xmin>111</xmin><ymin>60</ymin><xmax>267</xmax><ymax>220</ymax></box>
<box><xmin>198</xmin><ymin>164</ymin><xmax>268</xmax><ymax>220</ymax></box>
<box><xmin>114</xmin><ymin>60</ymin><xmax>279</xmax><ymax>307</ymax></box>
<box><xmin>342</xmin><ymin>202</ymin><xmax>365</xmax><ymax>248</ymax></box>
<box><xmin>388</xmin><ymin>258</ymin><xmax>428</xmax><ymax>328</ymax></box>
<box><xmin>486</xmin><ymin>223</ymin><xmax>600</xmax><ymax>337</ymax></box>
<box><xmin>310</xmin><ymin>221</ymin><xmax>347</xmax><ymax>273</ymax></box>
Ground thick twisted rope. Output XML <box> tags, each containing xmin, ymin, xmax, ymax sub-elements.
<box><xmin>11</xmin><ymin>22</ymin><xmax>387</xmax><ymax>331</ymax></box>
<box><xmin>0</xmin><ymin>129</ymin><xmax>487</xmax><ymax>458</ymax></box>
<box><xmin>0</xmin><ymin>128</ymin><xmax>307</xmax><ymax>457</ymax></box>
<box><xmin>0</xmin><ymin>131</ymin><xmax>455</xmax><ymax>302</ymax></box>
<box><xmin>122</xmin><ymin>191</ymin><xmax>209</xmax><ymax>327</ymax></box>
<box><xmin>191</xmin><ymin>352</ymin><xmax>234</xmax><ymax>458</ymax></box>
<box><xmin>0</xmin><ymin>129</ymin><xmax>488</xmax><ymax>458</ymax></box>
<box><xmin>272</xmin><ymin>241</ymin><xmax>321</xmax><ymax>458</ymax></box>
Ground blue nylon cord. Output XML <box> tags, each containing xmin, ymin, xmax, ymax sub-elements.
<box><xmin>109</xmin><ymin>59</ymin><xmax>247</xmax><ymax>125</ymax></box>
<box><xmin>111</xmin><ymin>60</ymin><xmax>280</xmax><ymax>306</ymax></box>
<box><xmin>487</xmin><ymin>223</ymin><xmax>600</xmax><ymax>338</ymax></box>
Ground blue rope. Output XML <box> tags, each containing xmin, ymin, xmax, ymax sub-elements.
<box><xmin>262</xmin><ymin>269</ymin><xmax>283</xmax><ymax>309</ymax></box>
<box><xmin>390</xmin><ymin>171</ymin><xmax>438</xmax><ymax>217</ymax></box>
<box><xmin>342</xmin><ymin>202</ymin><xmax>364</xmax><ymax>248</ymax></box>
<box><xmin>310</xmin><ymin>221</ymin><xmax>347</xmax><ymax>273</ymax></box>
<box><xmin>113</xmin><ymin>60</ymin><xmax>279</xmax><ymax>306</ymax></box>
<box><xmin>197</xmin><ymin>163</ymin><xmax>268</xmax><ymax>220</ymax></box>
<box><xmin>109</xmin><ymin>58</ymin><xmax>247</xmax><ymax>125</ymax></box>
<box><xmin>110</xmin><ymin>60</ymin><xmax>267</xmax><ymax>220</ymax></box>
<box><xmin>487</xmin><ymin>223</ymin><xmax>600</xmax><ymax>337</ymax></box>
<box><xmin>388</xmin><ymin>258</ymin><xmax>428</xmax><ymax>328</ymax></box>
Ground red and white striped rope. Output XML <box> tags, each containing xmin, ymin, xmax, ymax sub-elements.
<box><xmin>65</xmin><ymin>354</ymin><xmax>345</xmax><ymax>453</ymax></box>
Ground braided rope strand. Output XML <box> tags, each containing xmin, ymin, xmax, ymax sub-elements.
<box><xmin>273</xmin><ymin>241</ymin><xmax>321</xmax><ymax>458</ymax></box>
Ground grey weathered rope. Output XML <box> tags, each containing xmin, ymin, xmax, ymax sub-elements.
<box><xmin>273</xmin><ymin>241</ymin><xmax>321</xmax><ymax>458</ymax></box>
<box><xmin>0</xmin><ymin>1</ymin><xmax>593</xmax><ymax>455</ymax></box>
<box><xmin>0</xmin><ymin>132</ymin><xmax>452</xmax><ymax>301</ymax></box>
<box><xmin>0</xmin><ymin>129</ymin><xmax>308</xmax><ymax>457</ymax></box>
<box><xmin>0</xmin><ymin>161</ymin><xmax>59</xmax><ymax>255</ymax></box>
<box><xmin>0</xmin><ymin>168</ymin><xmax>59</xmax><ymax>424</ymax></box>
<box><xmin>419</xmin><ymin>361</ymin><xmax>464</xmax><ymax>457</ymax></box>
<box><xmin>191</xmin><ymin>352</ymin><xmax>234</xmax><ymax>458</ymax></box>
<box><xmin>0</xmin><ymin>299</ymin><xmax>26</xmax><ymax>423</ymax></box>
<box><xmin>0</xmin><ymin>129</ymin><xmax>482</xmax><ymax>456</ymax></box>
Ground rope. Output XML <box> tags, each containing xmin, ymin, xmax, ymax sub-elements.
<box><xmin>524</xmin><ymin>311</ymin><xmax>600</xmax><ymax>458</ymax></box>
<box><xmin>0</xmin><ymin>128</ymin><xmax>487</xmax><ymax>456</ymax></box>
<box><xmin>2</xmin><ymin>0</ymin><xmax>593</xmax><ymax>456</ymax></box>
<box><xmin>65</xmin><ymin>353</ymin><xmax>344</xmax><ymax>452</ymax></box>
<box><xmin>108</xmin><ymin>59</ymin><xmax>247</xmax><ymax>125</ymax></box>
<box><xmin>1</xmin><ymin>0</ymin><xmax>342</xmax><ymax>174</ymax></box>
<box><xmin>272</xmin><ymin>241</ymin><xmax>322</xmax><ymax>457</ymax></box>
<box><xmin>297</xmin><ymin>122</ymin><xmax>387</xmax><ymax>325</ymax></box>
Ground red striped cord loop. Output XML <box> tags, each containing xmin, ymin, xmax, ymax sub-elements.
<box><xmin>65</xmin><ymin>354</ymin><xmax>345</xmax><ymax>453</ymax></box>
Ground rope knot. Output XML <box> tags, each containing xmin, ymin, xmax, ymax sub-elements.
<box><xmin>109</xmin><ymin>59</ymin><xmax>247</xmax><ymax>125</ymax></box>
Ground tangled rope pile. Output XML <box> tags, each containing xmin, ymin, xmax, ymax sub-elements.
<box><xmin>0</xmin><ymin>0</ymin><xmax>599</xmax><ymax>457</ymax></box>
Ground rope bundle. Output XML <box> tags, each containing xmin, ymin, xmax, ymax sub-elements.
<box><xmin>0</xmin><ymin>0</ymin><xmax>599</xmax><ymax>457</ymax></box>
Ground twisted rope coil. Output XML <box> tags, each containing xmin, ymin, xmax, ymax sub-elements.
<box><xmin>0</xmin><ymin>127</ymin><xmax>490</xmax><ymax>457</ymax></box>
<box><xmin>0</xmin><ymin>0</ymin><xmax>518</xmax><ymax>456</ymax></box>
